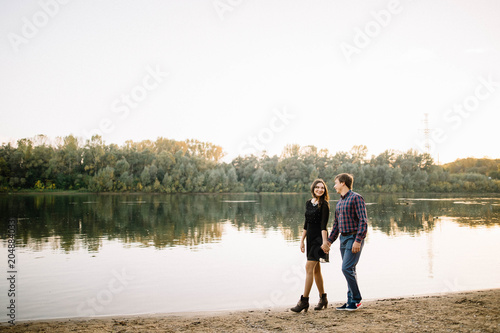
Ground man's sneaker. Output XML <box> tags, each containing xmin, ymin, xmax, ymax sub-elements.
<box><xmin>335</xmin><ymin>303</ymin><xmax>348</xmax><ymax>311</ymax></box>
<box><xmin>345</xmin><ymin>302</ymin><xmax>362</xmax><ymax>311</ymax></box>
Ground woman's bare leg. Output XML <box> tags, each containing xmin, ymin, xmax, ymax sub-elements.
<box><xmin>313</xmin><ymin>262</ymin><xmax>325</xmax><ymax>295</ymax></box>
<box><xmin>303</xmin><ymin>260</ymin><xmax>318</xmax><ymax>297</ymax></box>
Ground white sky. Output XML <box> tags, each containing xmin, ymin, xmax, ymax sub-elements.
<box><xmin>1</xmin><ymin>0</ymin><xmax>499</xmax><ymax>164</ymax></box>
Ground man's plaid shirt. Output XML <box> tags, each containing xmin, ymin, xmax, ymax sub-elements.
<box><xmin>328</xmin><ymin>190</ymin><xmax>368</xmax><ymax>244</ymax></box>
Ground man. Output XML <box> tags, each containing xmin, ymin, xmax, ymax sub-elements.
<box><xmin>322</xmin><ymin>173</ymin><xmax>368</xmax><ymax>311</ymax></box>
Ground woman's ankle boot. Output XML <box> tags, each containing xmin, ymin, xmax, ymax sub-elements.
<box><xmin>290</xmin><ymin>295</ymin><xmax>309</xmax><ymax>313</ymax></box>
<box><xmin>314</xmin><ymin>293</ymin><xmax>328</xmax><ymax>310</ymax></box>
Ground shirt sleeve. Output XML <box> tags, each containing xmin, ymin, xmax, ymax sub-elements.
<box><xmin>320</xmin><ymin>203</ymin><xmax>329</xmax><ymax>231</ymax></box>
<box><xmin>354</xmin><ymin>195</ymin><xmax>368</xmax><ymax>243</ymax></box>
<box><xmin>328</xmin><ymin>206</ymin><xmax>339</xmax><ymax>243</ymax></box>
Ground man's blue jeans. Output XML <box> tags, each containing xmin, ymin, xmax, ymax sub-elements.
<box><xmin>339</xmin><ymin>234</ymin><xmax>364</xmax><ymax>305</ymax></box>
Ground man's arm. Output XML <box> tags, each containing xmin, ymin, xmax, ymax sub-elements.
<box><xmin>327</xmin><ymin>208</ymin><xmax>339</xmax><ymax>244</ymax></box>
<box><xmin>354</xmin><ymin>195</ymin><xmax>368</xmax><ymax>243</ymax></box>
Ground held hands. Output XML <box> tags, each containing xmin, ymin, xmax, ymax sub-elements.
<box><xmin>351</xmin><ymin>241</ymin><xmax>361</xmax><ymax>253</ymax></box>
<box><xmin>321</xmin><ymin>242</ymin><xmax>331</xmax><ymax>254</ymax></box>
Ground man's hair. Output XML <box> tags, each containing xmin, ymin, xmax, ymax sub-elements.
<box><xmin>335</xmin><ymin>173</ymin><xmax>354</xmax><ymax>189</ymax></box>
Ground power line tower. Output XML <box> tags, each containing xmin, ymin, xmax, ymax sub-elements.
<box><xmin>422</xmin><ymin>113</ymin><xmax>431</xmax><ymax>153</ymax></box>
<box><xmin>420</xmin><ymin>113</ymin><xmax>439</xmax><ymax>164</ymax></box>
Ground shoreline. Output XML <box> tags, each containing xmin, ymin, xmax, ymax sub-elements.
<box><xmin>2</xmin><ymin>288</ymin><xmax>499</xmax><ymax>332</ymax></box>
<box><xmin>7</xmin><ymin>287</ymin><xmax>497</xmax><ymax>323</ymax></box>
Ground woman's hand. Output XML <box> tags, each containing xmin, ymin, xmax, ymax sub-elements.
<box><xmin>321</xmin><ymin>242</ymin><xmax>330</xmax><ymax>254</ymax></box>
<box><xmin>300</xmin><ymin>241</ymin><xmax>305</xmax><ymax>253</ymax></box>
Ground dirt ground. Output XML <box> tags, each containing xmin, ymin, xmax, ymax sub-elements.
<box><xmin>1</xmin><ymin>289</ymin><xmax>499</xmax><ymax>332</ymax></box>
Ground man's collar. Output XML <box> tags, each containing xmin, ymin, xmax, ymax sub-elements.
<box><xmin>340</xmin><ymin>190</ymin><xmax>352</xmax><ymax>199</ymax></box>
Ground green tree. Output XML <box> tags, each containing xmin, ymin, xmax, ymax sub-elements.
<box><xmin>88</xmin><ymin>166</ymin><xmax>115</xmax><ymax>192</ymax></box>
<box><xmin>83</xmin><ymin>135</ymin><xmax>105</xmax><ymax>176</ymax></box>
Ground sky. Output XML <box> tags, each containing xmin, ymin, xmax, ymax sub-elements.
<box><xmin>1</xmin><ymin>0</ymin><xmax>499</xmax><ymax>164</ymax></box>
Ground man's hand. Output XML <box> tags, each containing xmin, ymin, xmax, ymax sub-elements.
<box><xmin>300</xmin><ymin>241</ymin><xmax>305</xmax><ymax>253</ymax></box>
<box><xmin>351</xmin><ymin>241</ymin><xmax>361</xmax><ymax>253</ymax></box>
<box><xmin>321</xmin><ymin>242</ymin><xmax>331</xmax><ymax>254</ymax></box>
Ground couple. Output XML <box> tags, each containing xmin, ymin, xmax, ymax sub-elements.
<box><xmin>291</xmin><ymin>173</ymin><xmax>368</xmax><ymax>313</ymax></box>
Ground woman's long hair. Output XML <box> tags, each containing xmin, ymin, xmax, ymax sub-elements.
<box><xmin>310</xmin><ymin>179</ymin><xmax>329</xmax><ymax>208</ymax></box>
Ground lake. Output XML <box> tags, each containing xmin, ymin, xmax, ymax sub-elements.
<box><xmin>1</xmin><ymin>193</ymin><xmax>500</xmax><ymax>322</ymax></box>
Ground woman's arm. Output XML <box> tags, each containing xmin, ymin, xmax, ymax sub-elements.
<box><xmin>301</xmin><ymin>201</ymin><xmax>309</xmax><ymax>253</ymax></box>
<box><xmin>321</xmin><ymin>203</ymin><xmax>330</xmax><ymax>252</ymax></box>
<box><xmin>300</xmin><ymin>229</ymin><xmax>307</xmax><ymax>253</ymax></box>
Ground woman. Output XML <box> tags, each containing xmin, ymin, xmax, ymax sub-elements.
<box><xmin>291</xmin><ymin>179</ymin><xmax>330</xmax><ymax>313</ymax></box>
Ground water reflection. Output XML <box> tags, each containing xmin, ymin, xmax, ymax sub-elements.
<box><xmin>1</xmin><ymin>193</ymin><xmax>499</xmax><ymax>253</ymax></box>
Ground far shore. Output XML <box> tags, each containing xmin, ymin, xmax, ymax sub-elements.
<box><xmin>2</xmin><ymin>289</ymin><xmax>499</xmax><ymax>332</ymax></box>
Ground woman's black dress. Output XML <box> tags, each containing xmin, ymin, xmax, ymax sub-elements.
<box><xmin>304</xmin><ymin>199</ymin><xmax>330</xmax><ymax>261</ymax></box>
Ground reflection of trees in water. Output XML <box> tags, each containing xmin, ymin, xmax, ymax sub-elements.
<box><xmin>1</xmin><ymin>194</ymin><xmax>308</xmax><ymax>252</ymax></box>
<box><xmin>364</xmin><ymin>195</ymin><xmax>438</xmax><ymax>236</ymax></box>
<box><xmin>364</xmin><ymin>195</ymin><xmax>500</xmax><ymax>235</ymax></box>
<box><xmin>1</xmin><ymin>194</ymin><xmax>499</xmax><ymax>252</ymax></box>
<box><xmin>445</xmin><ymin>200</ymin><xmax>500</xmax><ymax>227</ymax></box>
<box><xmin>225</xmin><ymin>194</ymin><xmax>306</xmax><ymax>241</ymax></box>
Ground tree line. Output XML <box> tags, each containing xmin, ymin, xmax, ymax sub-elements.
<box><xmin>1</xmin><ymin>134</ymin><xmax>499</xmax><ymax>193</ymax></box>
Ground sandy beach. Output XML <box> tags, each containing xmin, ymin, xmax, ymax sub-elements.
<box><xmin>1</xmin><ymin>289</ymin><xmax>499</xmax><ymax>332</ymax></box>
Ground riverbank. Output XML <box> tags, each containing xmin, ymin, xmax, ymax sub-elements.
<box><xmin>2</xmin><ymin>289</ymin><xmax>499</xmax><ymax>332</ymax></box>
